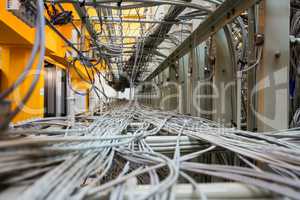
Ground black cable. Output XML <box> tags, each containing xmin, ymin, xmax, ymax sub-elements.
<box><xmin>70</xmin><ymin>59</ymin><xmax>107</xmax><ymax>100</ymax></box>
<box><xmin>66</xmin><ymin>63</ymin><xmax>94</xmax><ymax>96</ymax></box>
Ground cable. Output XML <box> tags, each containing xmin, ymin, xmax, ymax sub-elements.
<box><xmin>0</xmin><ymin>0</ymin><xmax>45</xmax><ymax>130</ymax></box>
<box><xmin>238</xmin><ymin>46</ymin><xmax>263</xmax><ymax>73</ymax></box>
<box><xmin>0</xmin><ymin>10</ymin><xmax>41</xmax><ymax>99</ymax></box>
<box><xmin>2</xmin><ymin>103</ymin><xmax>300</xmax><ymax>199</ymax></box>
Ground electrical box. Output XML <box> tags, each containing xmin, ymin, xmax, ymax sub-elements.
<box><xmin>6</xmin><ymin>0</ymin><xmax>37</xmax><ymax>27</ymax></box>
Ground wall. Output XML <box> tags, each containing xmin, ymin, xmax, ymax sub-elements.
<box><xmin>0</xmin><ymin>47</ymin><xmax>44</xmax><ymax>122</ymax></box>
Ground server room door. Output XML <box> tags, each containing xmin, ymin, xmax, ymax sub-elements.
<box><xmin>44</xmin><ymin>62</ymin><xmax>56</xmax><ymax>117</ymax></box>
<box><xmin>57</xmin><ymin>69</ymin><xmax>67</xmax><ymax>116</ymax></box>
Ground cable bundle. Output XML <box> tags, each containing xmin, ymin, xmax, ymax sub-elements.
<box><xmin>0</xmin><ymin>103</ymin><xmax>300</xmax><ymax>199</ymax></box>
